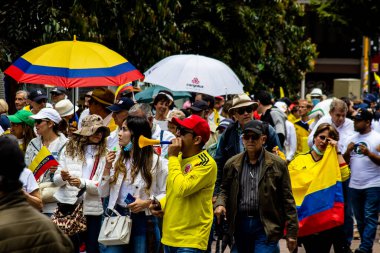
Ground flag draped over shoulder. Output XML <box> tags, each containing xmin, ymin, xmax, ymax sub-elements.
<box><xmin>28</xmin><ymin>146</ymin><xmax>59</xmax><ymax>180</ymax></box>
<box><xmin>288</xmin><ymin>145</ymin><xmax>344</xmax><ymax>237</ymax></box>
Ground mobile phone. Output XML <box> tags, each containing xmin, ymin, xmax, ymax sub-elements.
<box><xmin>124</xmin><ymin>193</ymin><xmax>136</xmax><ymax>205</ymax></box>
<box><xmin>152</xmin><ymin>196</ymin><xmax>162</xmax><ymax>211</ymax></box>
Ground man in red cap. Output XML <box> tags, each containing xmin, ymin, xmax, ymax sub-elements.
<box><xmin>150</xmin><ymin>114</ymin><xmax>217</xmax><ymax>253</ymax></box>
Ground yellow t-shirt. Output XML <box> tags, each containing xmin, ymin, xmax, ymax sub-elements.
<box><xmin>294</xmin><ymin>119</ymin><xmax>314</xmax><ymax>154</ymax></box>
<box><xmin>160</xmin><ymin>150</ymin><xmax>217</xmax><ymax>250</ymax></box>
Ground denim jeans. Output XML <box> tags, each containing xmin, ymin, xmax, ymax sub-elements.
<box><xmin>164</xmin><ymin>245</ymin><xmax>204</xmax><ymax>253</ymax></box>
<box><xmin>101</xmin><ymin>205</ymin><xmax>161</xmax><ymax>253</ymax></box>
<box><xmin>232</xmin><ymin>216</ymin><xmax>279</xmax><ymax>253</ymax></box>
<box><xmin>350</xmin><ymin>187</ymin><xmax>380</xmax><ymax>253</ymax></box>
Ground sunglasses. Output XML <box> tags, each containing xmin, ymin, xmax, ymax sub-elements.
<box><xmin>177</xmin><ymin>126</ymin><xmax>195</xmax><ymax>136</ymax></box>
<box><xmin>51</xmin><ymin>93</ymin><xmax>61</xmax><ymax>96</ymax></box>
<box><xmin>317</xmin><ymin>135</ymin><xmax>328</xmax><ymax>141</ymax></box>
<box><xmin>35</xmin><ymin>119</ymin><xmax>49</xmax><ymax>125</ymax></box>
<box><xmin>242</xmin><ymin>133</ymin><xmax>261</xmax><ymax>141</ymax></box>
<box><xmin>236</xmin><ymin>106</ymin><xmax>254</xmax><ymax>115</ymax></box>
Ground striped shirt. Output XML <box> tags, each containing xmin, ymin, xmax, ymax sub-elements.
<box><xmin>238</xmin><ymin>149</ymin><xmax>264</xmax><ymax>216</ymax></box>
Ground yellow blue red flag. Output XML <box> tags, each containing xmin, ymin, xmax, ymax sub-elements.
<box><xmin>288</xmin><ymin>145</ymin><xmax>344</xmax><ymax>237</ymax></box>
<box><xmin>28</xmin><ymin>146</ymin><xmax>59</xmax><ymax>180</ymax></box>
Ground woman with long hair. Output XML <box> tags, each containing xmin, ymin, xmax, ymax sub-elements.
<box><xmin>8</xmin><ymin>110</ymin><xmax>36</xmax><ymax>152</ymax></box>
<box><xmin>25</xmin><ymin>108</ymin><xmax>67</xmax><ymax>216</ymax></box>
<box><xmin>100</xmin><ymin>116</ymin><xmax>167</xmax><ymax>253</ymax></box>
<box><xmin>54</xmin><ymin>114</ymin><xmax>110</xmax><ymax>253</ymax></box>
<box><xmin>288</xmin><ymin>123</ymin><xmax>351</xmax><ymax>253</ymax></box>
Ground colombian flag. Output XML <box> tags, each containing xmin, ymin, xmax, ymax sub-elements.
<box><xmin>288</xmin><ymin>145</ymin><xmax>344</xmax><ymax>237</ymax></box>
<box><xmin>28</xmin><ymin>146</ymin><xmax>59</xmax><ymax>180</ymax></box>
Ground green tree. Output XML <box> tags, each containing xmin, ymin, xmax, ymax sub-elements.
<box><xmin>311</xmin><ymin>0</ymin><xmax>380</xmax><ymax>37</ymax></box>
<box><xmin>0</xmin><ymin>0</ymin><xmax>317</xmax><ymax>97</ymax></box>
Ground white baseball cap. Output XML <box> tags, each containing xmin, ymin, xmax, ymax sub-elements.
<box><xmin>29</xmin><ymin>108</ymin><xmax>62</xmax><ymax>124</ymax></box>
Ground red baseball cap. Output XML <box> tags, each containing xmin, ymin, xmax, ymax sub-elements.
<box><xmin>172</xmin><ymin>115</ymin><xmax>210</xmax><ymax>143</ymax></box>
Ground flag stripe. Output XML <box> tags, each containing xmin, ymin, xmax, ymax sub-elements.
<box><xmin>296</xmin><ymin>181</ymin><xmax>343</xmax><ymax>220</ymax></box>
<box><xmin>34</xmin><ymin>159</ymin><xmax>59</xmax><ymax>180</ymax></box>
<box><xmin>298</xmin><ymin>202</ymin><xmax>344</xmax><ymax>237</ymax></box>
<box><xmin>9</xmin><ymin>57</ymin><xmax>139</xmax><ymax>78</ymax></box>
<box><xmin>5</xmin><ymin>64</ymin><xmax>143</xmax><ymax>88</ymax></box>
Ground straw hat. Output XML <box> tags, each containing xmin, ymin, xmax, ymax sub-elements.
<box><xmin>74</xmin><ymin>114</ymin><xmax>110</xmax><ymax>137</ymax></box>
<box><xmin>229</xmin><ymin>94</ymin><xmax>256</xmax><ymax>112</ymax></box>
<box><xmin>55</xmin><ymin>99</ymin><xmax>78</xmax><ymax>117</ymax></box>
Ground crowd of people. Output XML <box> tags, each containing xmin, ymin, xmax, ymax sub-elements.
<box><xmin>0</xmin><ymin>85</ymin><xmax>380</xmax><ymax>253</ymax></box>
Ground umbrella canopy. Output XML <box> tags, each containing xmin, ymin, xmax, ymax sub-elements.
<box><xmin>4</xmin><ymin>36</ymin><xmax>143</xmax><ymax>88</ymax></box>
<box><xmin>143</xmin><ymin>54</ymin><xmax>244</xmax><ymax>96</ymax></box>
<box><xmin>135</xmin><ymin>85</ymin><xmax>191</xmax><ymax>103</ymax></box>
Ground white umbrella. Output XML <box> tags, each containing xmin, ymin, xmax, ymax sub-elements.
<box><xmin>143</xmin><ymin>54</ymin><xmax>244</xmax><ymax>96</ymax></box>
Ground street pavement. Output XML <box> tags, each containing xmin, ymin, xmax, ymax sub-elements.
<box><xmin>211</xmin><ymin>227</ymin><xmax>380</xmax><ymax>252</ymax></box>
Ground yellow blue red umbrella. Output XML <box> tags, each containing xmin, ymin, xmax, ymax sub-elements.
<box><xmin>4</xmin><ymin>36</ymin><xmax>143</xmax><ymax>88</ymax></box>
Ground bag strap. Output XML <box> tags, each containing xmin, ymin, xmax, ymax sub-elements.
<box><xmin>90</xmin><ymin>155</ymin><xmax>100</xmax><ymax>180</ymax></box>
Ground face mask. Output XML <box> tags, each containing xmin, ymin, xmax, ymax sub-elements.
<box><xmin>123</xmin><ymin>141</ymin><xmax>133</xmax><ymax>152</ymax></box>
<box><xmin>312</xmin><ymin>144</ymin><xmax>324</xmax><ymax>156</ymax></box>
<box><xmin>311</xmin><ymin>98</ymin><xmax>320</xmax><ymax>106</ymax></box>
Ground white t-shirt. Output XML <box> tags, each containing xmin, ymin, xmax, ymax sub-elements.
<box><xmin>348</xmin><ymin>130</ymin><xmax>380</xmax><ymax>189</ymax></box>
<box><xmin>20</xmin><ymin>168</ymin><xmax>39</xmax><ymax>193</ymax></box>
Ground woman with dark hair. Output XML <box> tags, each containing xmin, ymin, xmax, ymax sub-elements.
<box><xmin>288</xmin><ymin>123</ymin><xmax>351</xmax><ymax>253</ymax></box>
<box><xmin>100</xmin><ymin>116</ymin><xmax>167</xmax><ymax>253</ymax></box>
<box><xmin>152</xmin><ymin>90</ymin><xmax>174</xmax><ymax>131</ymax></box>
<box><xmin>54</xmin><ymin>114</ymin><xmax>110</xmax><ymax>253</ymax></box>
<box><xmin>25</xmin><ymin>108</ymin><xmax>67</xmax><ymax>216</ymax></box>
<box><xmin>8</xmin><ymin>110</ymin><xmax>36</xmax><ymax>152</ymax></box>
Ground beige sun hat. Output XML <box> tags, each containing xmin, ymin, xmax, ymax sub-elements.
<box><xmin>55</xmin><ymin>99</ymin><xmax>79</xmax><ymax>117</ymax></box>
<box><xmin>229</xmin><ymin>93</ymin><xmax>256</xmax><ymax>112</ymax></box>
<box><xmin>74</xmin><ymin>114</ymin><xmax>110</xmax><ymax>137</ymax></box>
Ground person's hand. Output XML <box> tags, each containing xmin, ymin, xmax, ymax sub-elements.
<box><xmin>286</xmin><ymin>237</ymin><xmax>297</xmax><ymax>252</ymax></box>
<box><xmin>168</xmin><ymin>137</ymin><xmax>182</xmax><ymax>157</ymax></box>
<box><xmin>327</xmin><ymin>138</ymin><xmax>337</xmax><ymax>147</ymax></box>
<box><xmin>68</xmin><ymin>177</ymin><xmax>81</xmax><ymax>188</ymax></box>
<box><xmin>149</xmin><ymin>201</ymin><xmax>164</xmax><ymax>218</ymax></box>
<box><xmin>346</xmin><ymin>142</ymin><xmax>355</xmax><ymax>153</ymax></box>
<box><xmin>105</xmin><ymin>150</ymin><xmax>116</xmax><ymax>168</ymax></box>
<box><xmin>128</xmin><ymin>197</ymin><xmax>150</xmax><ymax>213</ymax></box>
<box><xmin>61</xmin><ymin>169</ymin><xmax>71</xmax><ymax>181</ymax></box>
<box><xmin>49</xmin><ymin>166</ymin><xmax>58</xmax><ymax>174</ymax></box>
<box><xmin>358</xmin><ymin>144</ymin><xmax>370</xmax><ymax>156</ymax></box>
<box><xmin>214</xmin><ymin>206</ymin><xmax>227</xmax><ymax>224</ymax></box>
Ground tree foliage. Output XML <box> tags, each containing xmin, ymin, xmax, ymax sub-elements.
<box><xmin>311</xmin><ymin>0</ymin><xmax>380</xmax><ymax>37</ymax></box>
<box><xmin>0</xmin><ymin>0</ymin><xmax>317</xmax><ymax>96</ymax></box>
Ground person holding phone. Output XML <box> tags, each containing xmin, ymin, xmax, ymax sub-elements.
<box><xmin>100</xmin><ymin>116</ymin><xmax>167</xmax><ymax>253</ymax></box>
<box><xmin>150</xmin><ymin>114</ymin><xmax>217</xmax><ymax>253</ymax></box>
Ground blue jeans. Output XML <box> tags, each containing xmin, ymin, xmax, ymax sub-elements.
<box><xmin>164</xmin><ymin>245</ymin><xmax>204</xmax><ymax>253</ymax></box>
<box><xmin>350</xmin><ymin>187</ymin><xmax>380</xmax><ymax>252</ymax></box>
<box><xmin>233</xmin><ymin>216</ymin><xmax>279</xmax><ymax>253</ymax></box>
<box><xmin>101</xmin><ymin>206</ymin><xmax>161</xmax><ymax>253</ymax></box>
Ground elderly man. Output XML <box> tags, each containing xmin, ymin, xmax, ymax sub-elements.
<box><xmin>15</xmin><ymin>90</ymin><xmax>28</xmax><ymax>111</ymax></box>
<box><xmin>214</xmin><ymin>120</ymin><xmax>298</xmax><ymax>252</ymax></box>
<box><xmin>150</xmin><ymin>115</ymin><xmax>217</xmax><ymax>253</ymax></box>
<box><xmin>50</xmin><ymin>87</ymin><xmax>67</xmax><ymax>104</ymax></box>
<box><xmin>214</xmin><ymin>93</ymin><xmax>282</xmax><ymax>196</ymax></box>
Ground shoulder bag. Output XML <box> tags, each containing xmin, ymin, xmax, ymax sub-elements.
<box><xmin>98</xmin><ymin>208</ymin><xmax>132</xmax><ymax>245</ymax></box>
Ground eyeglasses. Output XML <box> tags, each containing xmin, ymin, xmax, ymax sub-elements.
<box><xmin>236</xmin><ymin>106</ymin><xmax>254</xmax><ymax>115</ymax></box>
<box><xmin>242</xmin><ymin>133</ymin><xmax>261</xmax><ymax>141</ymax></box>
<box><xmin>35</xmin><ymin>119</ymin><xmax>49</xmax><ymax>125</ymax></box>
<box><xmin>177</xmin><ymin>126</ymin><xmax>195</xmax><ymax>136</ymax></box>
<box><xmin>317</xmin><ymin>135</ymin><xmax>328</xmax><ymax>141</ymax></box>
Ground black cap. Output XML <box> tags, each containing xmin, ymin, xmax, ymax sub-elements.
<box><xmin>29</xmin><ymin>89</ymin><xmax>48</xmax><ymax>102</ymax></box>
<box><xmin>354</xmin><ymin>109</ymin><xmax>373</xmax><ymax>121</ymax></box>
<box><xmin>50</xmin><ymin>87</ymin><xmax>67</xmax><ymax>95</ymax></box>
<box><xmin>243</xmin><ymin>120</ymin><xmax>264</xmax><ymax>135</ymax></box>
<box><xmin>107</xmin><ymin>97</ymin><xmax>135</xmax><ymax>112</ymax></box>
<box><xmin>190</xmin><ymin>100</ymin><xmax>209</xmax><ymax>112</ymax></box>
<box><xmin>0</xmin><ymin>135</ymin><xmax>25</xmax><ymax>181</ymax></box>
